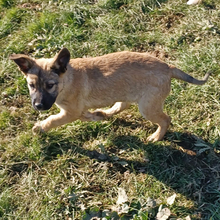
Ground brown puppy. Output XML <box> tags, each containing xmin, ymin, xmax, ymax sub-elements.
<box><xmin>10</xmin><ymin>48</ymin><xmax>210</xmax><ymax>142</ymax></box>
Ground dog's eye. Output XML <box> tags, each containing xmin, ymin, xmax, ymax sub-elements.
<box><xmin>29</xmin><ymin>83</ymin><xmax>35</xmax><ymax>89</ymax></box>
<box><xmin>47</xmin><ymin>83</ymin><xmax>54</xmax><ymax>89</ymax></box>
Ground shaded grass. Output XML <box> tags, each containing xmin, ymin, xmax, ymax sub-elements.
<box><xmin>0</xmin><ymin>0</ymin><xmax>220</xmax><ymax>219</ymax></box>
<box><xmin>1</xmin><ymin>119</ymin><xmax>220</xmax><ymax>219</ymax></box>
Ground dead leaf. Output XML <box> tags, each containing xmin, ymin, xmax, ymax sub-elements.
<box><xmin>187</xmin><ymin>0</ymin><xmax>201</xmax><ymax>5</ymax></box>
<box><xmin>116</xmin><ymin>188</ymin><xmax>128</xmax><ymax>205</ymax></box>
<box><xmin>146</xmin><ymin>197</ymin><xmax>157</xmax><ymax>208</ymax></box>
<box><xmin>118</xmin><ymin>203</ymin><xmax>129</xmax><ymax>214</ymax></box>
<box><xmin>167</xmin><ymin>193</ymin><xmax>177</xmax><ymax>205</ymax></box>
<box><xmin>156</xmin><ymin>206</ymin><xmax>171</xmax><ymax>220</ymax></box>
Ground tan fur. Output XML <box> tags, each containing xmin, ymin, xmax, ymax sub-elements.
<box><xmin>10</xmin><ymin>49</ymin><xmax>210</xmax><ymax>142</ymax></box>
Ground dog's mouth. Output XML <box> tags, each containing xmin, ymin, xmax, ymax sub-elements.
<box><xmin>32</xmin><ymin>99</ymin><xmax>56</xmax><ymax>111</ymax></box>
<box><xmin>31</xmin><ymin>92</ymin><xmax>57</xmax><ymax>111</ymax></box>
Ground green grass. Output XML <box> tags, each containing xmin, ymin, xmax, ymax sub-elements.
<box><xmin>0</xmin><ymin>0</ymin><xmax>220</xmax><ymax>219</ymax></box>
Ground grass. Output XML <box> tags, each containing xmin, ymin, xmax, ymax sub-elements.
<box><xmin>0</xmin><ymin>0</ymin><xmax>220</xmax><ymax>219</ymax></box>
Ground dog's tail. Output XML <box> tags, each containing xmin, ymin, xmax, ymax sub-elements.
<box><xmin>170</xmin><ymin>65</ymin><xmax>210</xmax><ymax>85</ymax></box>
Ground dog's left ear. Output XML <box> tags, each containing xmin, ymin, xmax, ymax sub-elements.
<box><xmin>9</xmin><ymin>54</ymin><xmax>34</xmax><ymax>74</ymax></box>
<box><xmin>51</xmin><ymin>48</ymin><xmax>70</xmax><ymax>75</ymax></box>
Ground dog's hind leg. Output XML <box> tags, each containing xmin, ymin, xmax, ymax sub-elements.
<box><xmin>94</xmin><ymin>102</ymin><xmax>130</xmax><ymax>119</ymax></box>
<box><xmin>82</xmin><ymin>102</ymin><xmax>130</xmax><ymax>121</ymax></box>
<box><xmin>138</xmin><ymin>97</ymin><xmax>171</xmax><ymax>142</ymax></box>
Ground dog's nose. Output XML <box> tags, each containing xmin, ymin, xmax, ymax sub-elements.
<box><xmin>35</xmin><ymin>103</ymin><xmax>44</xmax><ymax>110</ymax></box>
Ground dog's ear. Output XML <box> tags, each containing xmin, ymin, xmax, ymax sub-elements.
<box><xmin>9</xmin><ymin>54</ymin><xmax>34</xmax><ymax>74</ymax></box>
<box><xmin>51</xmin><ymin>48</ymin><xmax>70</xmax><ymax>75</ymax></box>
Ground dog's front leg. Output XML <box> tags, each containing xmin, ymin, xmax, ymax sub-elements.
<box><xmin>32</xmin><ymin>110</ymin><xmax>78</xmax><ymax>134</ymax></box>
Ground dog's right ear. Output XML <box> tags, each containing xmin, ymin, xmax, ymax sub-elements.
<box><xmin>9</xmin><ymin>54</ymin><xmax>34</xmax><ymax>74</ymax></box>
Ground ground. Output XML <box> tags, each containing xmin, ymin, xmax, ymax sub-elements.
<box><xmin>0</xmin><ymin>0</ymin><xmax>220</xmax><ymax>219</ymax></box>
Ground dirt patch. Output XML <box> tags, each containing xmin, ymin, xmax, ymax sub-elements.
<box><xmin>18</xmin><ymin>3</ymin><xmax>42</xmax><ymax>10</ymax></box>
<box><xmin>158</xmin><ymin>12</ymin><xmax>185</xmax><ymax>30</ymax></box>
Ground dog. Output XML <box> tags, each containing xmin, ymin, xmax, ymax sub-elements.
<box><xmin>9</xmin><ymin>48</ymin><xmax>210</xmax><ymax>142</ymax></box>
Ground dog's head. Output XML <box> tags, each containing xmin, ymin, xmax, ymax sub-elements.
<box><xmin>10</xmin><ymin>48</ymin><xmax>70</xmax><ymax>111</ymax></box>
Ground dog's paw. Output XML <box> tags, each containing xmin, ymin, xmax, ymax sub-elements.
<box><xmin>92</xmin><ymin>110</ymin><xmax>107</xmax><ymax>120</ymax></box>
<box><xmin>82</xmin><ymin>110</ymin><xmax>106</xmax><ymax>121</ymax></box>
<box><xmin>147</xmin><ymin>133</ymin><xmax>161</xmax><ymax>142</ymax></box>
<box><xmin>32</xmin><ymin>122</ymin><xmax>44</xmax><ymax>135</ymax></box>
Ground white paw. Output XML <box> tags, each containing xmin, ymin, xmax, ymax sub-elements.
<box><xmin>147</xmin><ymin>133</ymin><xmax>161</xmax><ymax>142</ymax></box>
<box><xmin>32</xmin><ymin>122</ymin><xmax>44</xmax><ymax>135</ymax></box>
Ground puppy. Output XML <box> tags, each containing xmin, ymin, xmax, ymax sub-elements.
<box><xmin>10</xmin><ymin>48</ymin><xmax>210</xmax><ymax>142</ymax></box>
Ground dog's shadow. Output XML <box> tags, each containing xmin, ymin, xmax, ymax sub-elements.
<box><xmin>38</xmin><ymin>118</ymin><xmax>220</xmax><ymax>219</ymax></box>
